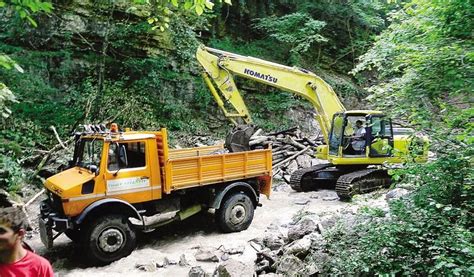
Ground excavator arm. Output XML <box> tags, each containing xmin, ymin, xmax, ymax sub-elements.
<box><xmin>196</xmin><ymin>45</ymin><xmax>346</xmax><ymax>142</ymax></box>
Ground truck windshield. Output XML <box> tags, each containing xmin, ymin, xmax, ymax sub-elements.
<box><xmin>76</xmin><ymin>139</ymin><xmax>103</xmax><ymax>169</ymax></box>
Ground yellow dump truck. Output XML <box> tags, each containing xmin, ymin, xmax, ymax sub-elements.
<box><xmin>39</xmin><ymin>125</ymin><xmax>272</xmax><ymax>264</ymax></box>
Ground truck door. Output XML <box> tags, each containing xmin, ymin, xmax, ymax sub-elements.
<box><xmin>105</xmin><ymin>140</ymin><xmax>152</xmax><ymax>202</ymax></box>
<box><xmin>367</xmin><ymin>115</ymin><xmax>394</xmax><ymax>157</ymax></box>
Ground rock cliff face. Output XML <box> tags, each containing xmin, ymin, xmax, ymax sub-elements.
<box><xmin>1</xmin><ymin>0</ymin><xmax>211</xmax><ymax>133</ymax></box>
<box><xmin>11</xmin><ymin>1</ymin><xmax>172</xmax><ymax>54</ymax></box>
<box><xmin>1</xmin><ymin>0</ymin><xmax>364</xmax><ymax>140</ymax></box>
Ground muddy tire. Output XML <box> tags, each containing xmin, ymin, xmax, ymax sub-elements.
<box><xmin>216</xmin><ymin>192</ymin><xmax>255</xmax><ymax>233</ymax></box>
<box><xmin>82</xmin><ymin>214</ymin><xmax>136</xmax><ymax>265</ymax></box>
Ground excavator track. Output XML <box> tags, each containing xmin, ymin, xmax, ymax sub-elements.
<box><xmin>289</xmin><ymin>163</ymin><xmax>332</xmax><ymax>192</ymax></box>
<box><xmin>336</xmin><ymin>168</ymin><xmax>391</xmax><ymax>200</ymax></box>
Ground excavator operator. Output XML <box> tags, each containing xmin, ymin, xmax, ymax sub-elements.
<box><xmin>351</xmin><ymin>120</ymin><xmax>366</xmax><ymax>154</ymax></box>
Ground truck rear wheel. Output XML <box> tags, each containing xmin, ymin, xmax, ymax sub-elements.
<box><xmin>216</xmin><ymin>192</ymin><xmax>254</xmax><ymax>233</ymax></box>
<box><xmin>82</xmin><ymin>214</ymin><xmax>137</xmax><ymax>265</ymax></box>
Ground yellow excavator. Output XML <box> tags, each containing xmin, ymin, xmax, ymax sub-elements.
<box><xmin>196</xmin><ymin>45</ymin><xmax>428</xmax><ymax>199</ymax></box>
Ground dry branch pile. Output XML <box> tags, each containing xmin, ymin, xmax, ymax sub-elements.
<box><xmin>249</xmin><ymin>127</ymin><xmax>325</xmax><ymax>183</ymax></box>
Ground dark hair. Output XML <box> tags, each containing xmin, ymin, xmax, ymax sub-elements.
<box><xmin>356</xmin><ymin>120</ymin><xmax>363</xmax><ymax>125</ymax></box>
<box><xmin>0</xmin><ymin>206</ymin><xmax>27</xmax><ymax>233</ymax></box>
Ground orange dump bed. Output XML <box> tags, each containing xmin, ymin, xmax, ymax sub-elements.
<box><xmin>163</xmin><ymin>143</ymin><xmax>272</xmax><ymax>196</ymax></box>
<box><xmin>155</xmin><ymin>129</ymin><xmax>272</xmax><ymax>197</ymax></box>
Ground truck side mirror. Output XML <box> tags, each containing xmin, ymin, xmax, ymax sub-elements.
<box><xmin>88</xmin><ymin>164</ymin><xmax>99</xmax><ymax>176</ymax></box>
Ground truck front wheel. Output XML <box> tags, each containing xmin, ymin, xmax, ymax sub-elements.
<box><xmin>216</xmin><ymin>192</ymin><xmax>255</xmax><ymax>233</ymax></box>
<box><xmin>82</xmin><ymin>214</ymin><xmax>137</xmax><ymax>265</ymax></box>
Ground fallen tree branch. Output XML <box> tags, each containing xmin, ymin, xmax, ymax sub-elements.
<box><xmin>31</xmin><ymin>137</ymin><xmax>73</xmax><ymax>179</ymax></box>
<box><xmin>50</xmin><ymin>126</ymin><xmax>67</xmax><ymax>150</ymax></box>
<box><xmin>25</xmin><ymin>189</ymin><xmax>45</xmax><ymax>207</ymax></box>
<box><xmin>268</xmin><ymin>126</ymin><xmax>298</xmax><ymax>136</ymax></box>
<box><xmin>272</xmin><ymin>146</ymin><xmax>310</xmax><ymax>169</ymax></box>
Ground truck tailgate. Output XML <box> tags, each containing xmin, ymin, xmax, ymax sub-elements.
<box><xmin>163</xmin><ymin>149</ymin><xmax>272</xmax><ymax>193</ymax></box>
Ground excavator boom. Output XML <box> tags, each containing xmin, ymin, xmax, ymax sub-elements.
<box><xmin>196</xmin><ymin>45</ymin><xmax>346</xmax><ymax>142</ymax></box>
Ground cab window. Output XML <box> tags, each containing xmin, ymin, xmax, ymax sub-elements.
<box><xmin>329</xmin><ymin>114</ymin><xmax>344</xmax><ymax>155</ymax></box>
<box><xmin>370</xmin><ymin>117</ymin><xmax>385</xmax><ymax>136</ymax></box>
<box><xmin>108</xmin><ymin>141</ymin><xmax>146</xmax><ymax>171</ymax></box>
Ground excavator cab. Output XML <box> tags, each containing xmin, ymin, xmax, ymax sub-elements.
<box><xmin>329</xmin><ymin>111</ymin><xmax>394</xmax><ymax>158</ymax></box>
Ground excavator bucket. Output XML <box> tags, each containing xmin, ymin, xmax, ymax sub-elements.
<box><xmin>225</xmin><ymin>125</ymin><xmax>255</xmax><ymax>152</ymax></box>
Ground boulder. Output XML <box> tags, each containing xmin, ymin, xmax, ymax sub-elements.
<box><xmin>319</xmin><ymin>215</ymin><xmax>337</xmax><ymax>231</ymax></box>
<box><xmin>263</xmin><ymin>233</ymin><xmax>285</xmax><ymax>250</ymax></box>
<box><xmin>164</xmin><ymin>257</ymin><xmax>178</xmax><ymax>265</ymax></box>
<box><xmin>255</xmin><ymin>259</ymin><xmax>270</xmax><ymax>274</ymax></box>
<box><xmin>296</xmin><ymin>154</ymin><xmax>312</xmax><ymax>168</ymax></box>
<box><xmin>180</xmin><ymin>253</ymin><xmax>195</xmax><ymax>266</ymax></box>
<box><xmin>221</xmin><ymin>252</ymin><xmax>230</xmax><ymax>261</ymax></box>
<box><xmin>214</xmin><ymin>259</ymin><xmax>255</xmax><ymax>277</ymax></box>
<box><xmin>386</xmin><ymin>188</ymin><xmax>410</xmax><ymax>201</ymax></box>
<box><xmin>194</xmin><ymin>248</ymin><xmax>219</xmax><ymax>262</ymax></box>
<box><xmin>286</xmin><ymin>160</ymin><xmax>298</xmax><ymax>175</ymax></box>
<box><xmin>227</xmin><ymin>246</ymin><xmax>245</xmax><ymax>255</ymax></box>
<box><xmin>135</xmin><ymin>261</ymin><xmax>157</xmax><ymax>272</ymax></box>
<box><xmin>322</xmin><ymin>191</ymin><xmax>339</xmax><ymax>201</ymax></box>
<box><xmin>303</xmin><ymin>251</ymin><xmax>330</xmax><ymax>274</ymax></box>
<box><xmin>189</xmin><ymin>266</ymin><xmax>206</xmax><ymax>277</ymax></box>
<box><xmin>274</xmin><ymin>254</ymin><xmax>304</xmax><ymax>275</ymax></box>
<box><xmin>156</xmin><ymin>259</ymin><xmax>166</xmax><ymax>268</ymax></box>
<box><xmin>288</xmin><ymin>216</ymin><xmax>319</xmax><ymax>242</ymax></box>
<box><xmin>282</xmin><ymin>236</ymin><xmax>312</xmax><ymax>257</ymax></box>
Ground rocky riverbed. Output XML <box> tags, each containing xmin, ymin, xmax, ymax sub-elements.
<box><xmin>20</xmin><ymin>180</ymin><xmax>405</xmax><ymax>276</ymax></box>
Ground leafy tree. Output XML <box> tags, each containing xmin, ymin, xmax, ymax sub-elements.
<box><xmin>0</xmin><ymin>0</ymin><xmax>53</xmax><ymax>27</ymax></box>
<box><xmin>253</xmin><ymin>12</ymin><xmax>327</xmax><ymax>64</ymax></box>
<box><xmin>352</xmin><ymin>0</ymin><xmax>473</xmax><ymax>132</ymax></box>
<box><xmin>0</xmin><ymin>56</ymin><xmax>22</xmax><ymax>119</ymax></box>
<box><xmin>319</xmin><ymin>0</ymin><xmax>474</xmax><ymax>275</ymax></box>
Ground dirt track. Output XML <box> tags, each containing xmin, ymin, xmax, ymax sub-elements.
<box><xmin>24</xmin><ymin>183</ymin><xmax>380</xmax><ymax>276</ymax></box>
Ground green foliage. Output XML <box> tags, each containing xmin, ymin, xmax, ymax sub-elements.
<box><xmin>0</xmin><ymin>124</ymin><xmax>26</xmax><ymax>193</ymax></box>
<box><xmin>0</xmin><ymin>0</ymin><xmax>53</xmax><ymax>27</ymax></box>
<box><xmin>131</xmin><ymin>0</ymin><xmax>231</xmax><ymax>31</ymax></box>
<box><xmin>208</xmin><ymin>37</ymin><xmax>286</xmax><ymax>62</ymax></box>
<box><xmin>0</xmin><ymin>52</ymin><xmax>23</xmax><ymax>119</ymax></box>
<box><xmin>352</xmin><ymin>0</ymin><xmax>473</xmax><ymax>129</ymax></box>
<box><xmin>249</xmin><ymin>91</ymin><xmax>300</xmax><ymax>130</ymax></box>
<box><xmin>320</xmin><ymin>0</ymin><xmax>474</xmax><ymax>275</ymax></box>
<box><xmin>0</xmin><ymin>155</ymin><xmax>24</xmax><ymax>193</ymax></box>
<box><xmin>323</xmin><ymin>144</ymin><xmax>473</xmax><ymax>275</ymax></box>
<box><xmin>0</xmin><ymin>83</ymin><xmax>17</xmax><ymax>118</ymax></box>
<box><xmin>285</xmin><ymin>0</ymin><xmax>395</xmax><ymax>71</ymax></box>
<box><xmin>253</xmin><ymin>12</ymin><xmax>327</xmax><ymax>64</ymax></box>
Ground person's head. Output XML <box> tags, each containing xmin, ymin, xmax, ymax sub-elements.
<box><xmin>0</xmin><ymin>207</ymin><xmax>26</xmax><ymax>252</ymax></box>
<box><xmin>355</xmin><ymin>120</ymin><xmax>363</xmax><ymax>128</ymax></box>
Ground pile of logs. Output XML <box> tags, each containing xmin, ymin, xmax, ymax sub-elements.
<box><xmin>249</xmin><ymin>127</ymin><xmax>325</xmax><ymax>182</ymax></box>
